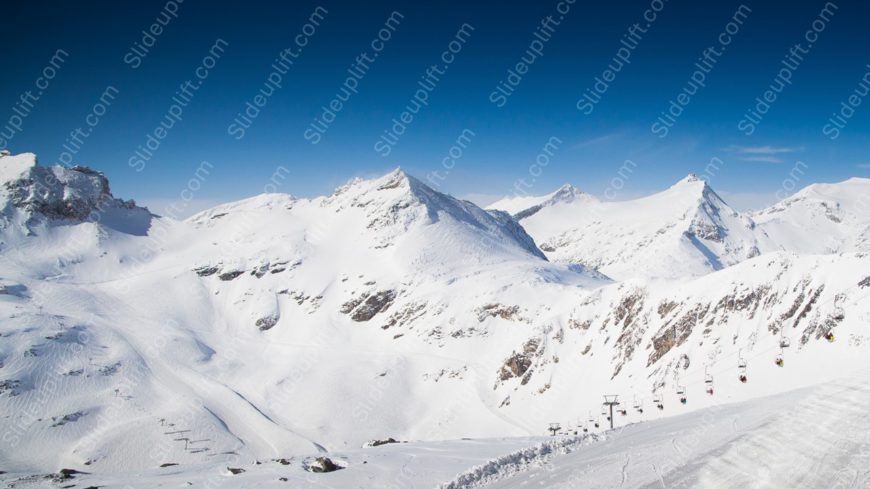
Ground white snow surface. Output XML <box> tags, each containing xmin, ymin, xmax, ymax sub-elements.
<box><xmin>491</xmin><ymin>175</ymin><xmax>870</xmax><ymax>280</ymax></box>
<box><xmin>1</xmin><ymin>152</ymin><xmax>870</xmax><ymax>487</ymax></box>
<box><xmin>753</xmin><ymin>177</ymin><xmax>870</xmax><ymax>254</ymax></box>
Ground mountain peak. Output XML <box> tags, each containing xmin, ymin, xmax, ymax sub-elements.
<box><xmin>0</xmin><ymin>151</ymin><xmax>38</xmax><ymax>184</ymax></box>
<box><xmin>552</xmin><ymin>183</ymin><xmax>584</xmax><ymax>200</ymax></box>
<box><xmin>674</xmin><ymin>173</ymin><xmax>706</xmax><ymax>186</ymax></box>
<box><xmin>375</xmin><ymin>167</ymin><xmax>414</xmax><ymax>191</ymax></box>
<box><xmin>0</xmin><ymin>151</ymin><xmax>151</xmax><ymax>234</ymax></box>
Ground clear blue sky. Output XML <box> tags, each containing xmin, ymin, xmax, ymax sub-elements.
<box><xmin>2</xmin><ymin>0</ymin><xmax>870</xmax><ymax>215</ymax></box>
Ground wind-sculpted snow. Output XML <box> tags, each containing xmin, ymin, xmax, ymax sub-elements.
<box><xmin>1</xmin><ymin>152</ymin><xmax>869</xmax><ymax>486</ymax></box>
<box><xmin>437</xmin><ymin>434</ymin><xmax>600</xmax><ymax>489</ymax></box>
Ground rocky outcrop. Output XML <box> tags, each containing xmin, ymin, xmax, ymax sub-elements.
<box><xmin>307</xmin><ymin>456</ymin><xmax>343</xmax><ymax>473</ymax></box>
<box><xmin>477</xmin><ymin>303</ymin><xmax>521</xmax><ymax>322</ymax></box>
<box><xmin>341</xmin><ymin>290</ymin><xmax>397</xmax><ymax>322</ymax></box>
<box><xmin>497</xmin><ymin>339</ymin><xmax>540</xmax><ymax>385</ymax></box>
<box><xmin>1</xmin><ymin>153</ymin><xmax>149</xmax><ymax>230</ymax></box>
<box><xmin>255</xmin><ymin>314</ymin><xmax>279</xmax><ymax>331</ymax></box>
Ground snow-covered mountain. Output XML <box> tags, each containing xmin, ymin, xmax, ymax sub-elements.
<box><xmin>490</xmin><ymin>175</ymin><xmax>776</xmax><ymax>280</ymax></box>
<box><xmin>1</xmin><ymin>152</ymin><xmax>869</xmax><ymax>485</ymax></box>
<box><xmin>0</xmin><ymin>152</ymin><xmax>152</xmax><ymax>236</ymax></box>
<box><xmin>753</xmin><ymin>177</ymin><xmax>870</xmax><ymax>254</ymax></box>
<box><xmin>488</xmin><ymin>183</ymin><xmax>595</xmax><ymax>219</ymax></box>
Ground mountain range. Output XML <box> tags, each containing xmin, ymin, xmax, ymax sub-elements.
<box><xmin>1</xmin><ymin>151</ymin><xmax>868</xmax><ymax>479</ymax></box>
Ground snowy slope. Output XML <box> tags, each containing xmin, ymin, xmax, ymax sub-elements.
<box><xmin>754</xmin><ymin>177</ymin><xmax>870</xmax><ymax>254</ymax></box>
<box><xmin>478</xmin><ymin>373</ymin><xmax>870</xmax><ymax>489</ymax></box>
<box><xmin>1</xmin><ymin>152</ymin><xmax>869</xmax><ymax>485</ymax></box>
<box><xmin>4</xmin><ymin>374</ymin><xmax>869</xmax><ymax>488</ymax></box>
<box><xmin>491</xmin><ymin>175</ymin><xmax>776</xmax><ymax>280</ymax></box>
<box><xmin>488</xmin><ymin>184</ymin><xmax>594</xmax><ymax>219</ymax></box>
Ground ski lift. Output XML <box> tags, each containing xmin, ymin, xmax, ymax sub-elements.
<box><xmin>548</xmin><ymin>423</ymin><xmax>561</xmax><ymax>436</ymax></box>
<box><xmin>775</xmin><ymin>337</ymin><xmax>787</xmax><ymax>367</ymax></box>
<box><xmin>618</xmin><ymin>408</ymin><xmax>628</xmax><ymax>416</ymax></box>
<box><xmin>601</xmin><ymin>405</ymin><xmax>611</xmax><ymax>422</ymax></box>
<box><xmin>633</xmin><ymin>396</ymin><xmax>643</xmax><ymax>414</ymax></box>
<box><xmin>738</xmin><ymin>350</ymin><xmax>748</xmax><ymax>383</ymax></box>
<box><xmin>825</xmin><ymin>331</ymin><xmax>835</xmax><ymax>343</ymax></box>
<box><xmin>653</xmin><ymin>393</ymin><xmax>664</xmax><ymax>410</ymax></box>
<box><xmin>705</xmin><ymin>367</ymin><xmax>714</xmax><ymax>396</ymax></box>
<box><xmin>677</xmin><ymin>385</ymin><xmax>687</xmax><ymax>405</ymax></box>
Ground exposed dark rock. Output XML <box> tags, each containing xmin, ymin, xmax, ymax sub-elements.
<box><xmin>498</xmin><ymin>339</ymin><xmax>539</xmax><ymax>383</ymax></box>
<box><xmin>859</xmin><ymin>276</ymin><xmax>870</xmax><ymax>288</ymax></box>
<box><xmin>477</xmin><ymin>303</ymin><xmax>520</xmax><ymax>322</ymax></box>
<box><xmin>308</xmin><ymin>456</ymin><xmax>343</xmax><ymax>473</ymax></box>
<box><xmin>98</xmin><ymin>362</ymin><xmax>121</xmax><ymax>376</ymax></box>
<box><xmin>567</xmin><ymin>318</ymin><xmax>592</xmax><ymax>330</ymax></box>
<box><xmin>0</xmin><ymin>379</ymin><xmax>21</xmax><ymax>395</ymax></box>
<box><xmin>347</xmin><ymin>290</ymin><xmax>397</xmax><ymax>322</ymax></box>
<box><xmin>227</xmin><ymin>467</ymin><xmax>245</xmax><ymax>475</ymax></box>
<box><xmin>365</xmin><ymin>437</ymin><xmax>399</xmax><ymax>447</ymax></box>
<box><xmin>647</xmin><ymin>304</ymin><xmax>709</xmax><ymax>366</ymax></box>
<box><xmin>218</xmin><ymin>270</ymin><xmax>245</xmax><ymax>281</ymax></box>
<box><xmin>193</xmin><ymin>265</ymin><xmax>219</xmax><ymax>277</ymax></box>
<box><xmin>340</xmin><ymin>294</ymin><xmax>365</xmax><ymax>314</ymax></box>
<box><xmin>51</xmin><ymin>411</ymin><xmax>85</xmax><ymax>427</ymax></box>
<box><xmin>251</xmin><ymin>264</ymin><xmax>270</xmax><ymax>278</ymax></box>
<box><xmin>256</xmin><ymin>315</ymin><xmax>279</xmax><ymax>331</ymax></box>
<box><xmin>657</xmin><ymin>301</ymin><xmax>679</xmax><ymax>318</ymax></box>
<box><xmin>159</xmin><ymin>463</ymin><xmax>178</xmax><ymax>467</ymax></box>
<box><xmin>55</xmin><ymin>468</ymin><xmax>87</xmax><ymax>480</ymax></box>
<box><xmin>793</xmin><ymin>286</ymin><xmax>824</xmax><ymax>328</ymax></box>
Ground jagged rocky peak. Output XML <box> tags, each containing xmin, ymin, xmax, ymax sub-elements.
<box><xmin>0</xmin><ymin>151</ymin><xmax>151</xmax><ymax>232</ymax></box>
<box><xmin>548</xmin><ymin>183</ymin><xmax>593</xmax><ymax>205</ymax></box>
<box><xmin>511</xmin><ymin>183</ymin><xmax>593</xmax><ymax>221</ymax></box>
<box><xmin>676</xmin><ymin>173</ymin><xmax>702</xmax><ymax>184</ymax></box>
<box><xmin>668</xmin><ymin>172</ymin><xmax>732</xmax><ymax>209</ymax></box>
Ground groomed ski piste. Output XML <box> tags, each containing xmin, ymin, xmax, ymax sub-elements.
<box><xmin>4</xmin><ymin>371</ymin><xmax>869</xmax><ymax>488</ymax></box>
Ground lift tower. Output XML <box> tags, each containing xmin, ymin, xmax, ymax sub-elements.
<box><xmin>603</xmin><ymin>395</ymin><xmax>620</xmax><ymax>430</ymax></box>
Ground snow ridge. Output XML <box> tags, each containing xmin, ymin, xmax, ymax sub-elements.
<box><xmin>436</xmin><ymin>434</ymin><xmax>600</xmax><ymax>489</ymax></box>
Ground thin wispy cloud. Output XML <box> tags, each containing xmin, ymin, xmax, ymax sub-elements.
<box><xmin>728</xmin><ymin>145</ymin><xmax>803</xmax><ymax>155</ymax></box>
<box><xmin>740</xmin><ymin>156</ymin><xmax>786</xmax><ymax>163</ymax></box>
<box><xmin>724</xmin><ymin>145</ymin><xmax>803</xmax><ymax>164</ymax></box>
<box><xmin>573</xmin><ymin>132</ymin><xmax>623</xmax><ymax>149</ymax></box>
<box><xmin>856</xmin><ymin>163</ymin><xmax>870</xmax><ymax>169</ymax></box>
